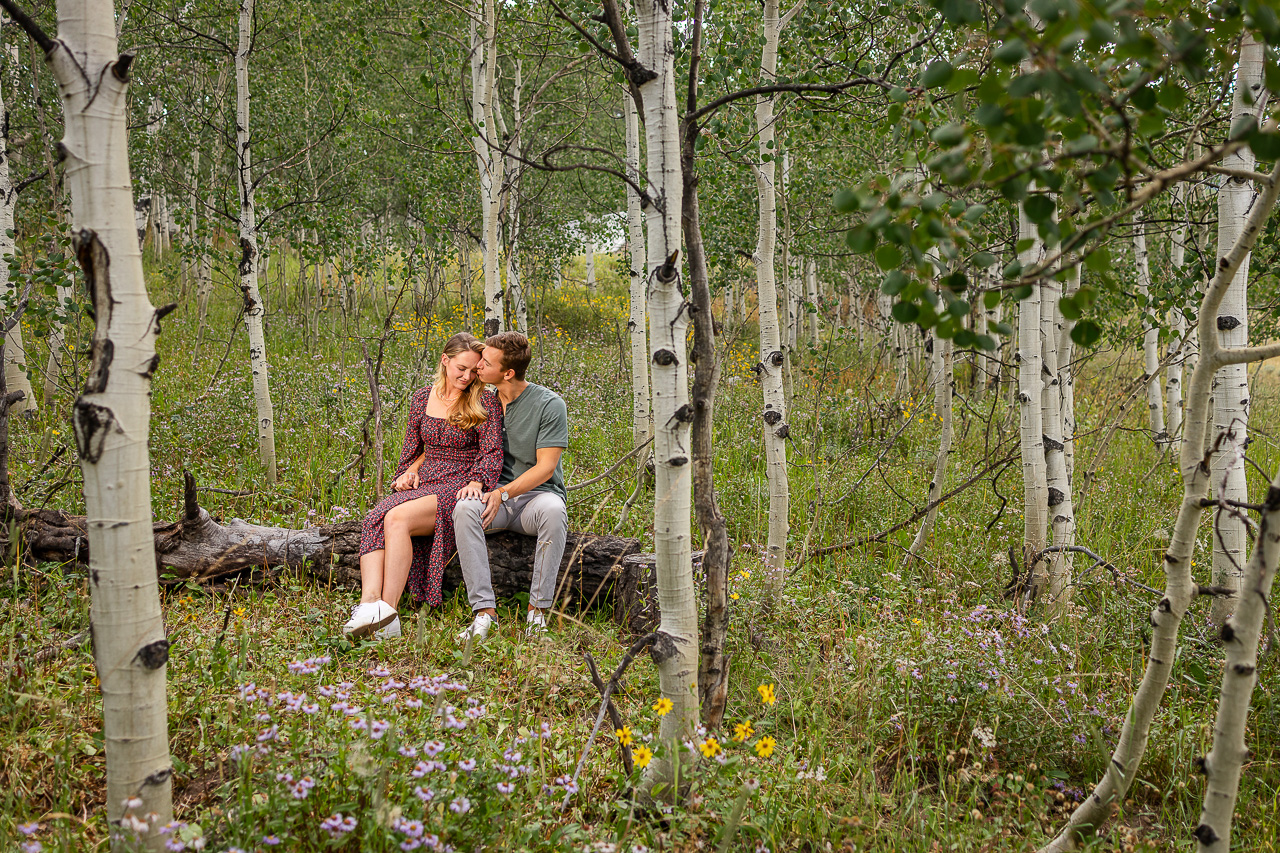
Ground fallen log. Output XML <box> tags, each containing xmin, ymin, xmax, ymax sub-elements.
<box><xmin>18</xmin><ymin>473</ymin><xmax>658</xmax><ymax>632</ymax></box>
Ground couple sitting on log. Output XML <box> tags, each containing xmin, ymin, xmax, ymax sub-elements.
<box><xmin>343</xmin><ymin>331</ymin><xmax>569</xmax><ymax>643</ymax></box>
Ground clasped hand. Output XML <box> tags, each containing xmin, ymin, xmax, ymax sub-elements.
<box><xmin>392</xmin><ymin>469</ymin><xmax>420</xmax><ymax>491</ymax></box>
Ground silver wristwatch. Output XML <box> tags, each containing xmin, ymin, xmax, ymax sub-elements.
<box><xmin>500</xmin><ymin>489</ymin><xmax>510</xmax><ymax>503</ymax></box>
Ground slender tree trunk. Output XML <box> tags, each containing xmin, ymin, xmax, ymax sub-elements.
<box><xmin>635</xmin><ymin>0</ymin><xmax>698</xmax><ymax>791</ymax></box>
<box><xmin>804</xmin><ymin>256</ymin><xmax>819</xmax><ymax>343</ymax></box>
<box><xmin>1167</xmin><ymin>184</ymin><xmax>1189</xmax><ymax>441</ymax></box>
<box><xmin>234</xmin><ymin>0</ymin><xmax>276</xmax><ymax>484</ymax></box>
<box><xmin>1042</xmin><ymin>260</ymin><xmax>1075</xmax><ymax>612</ymax></box>
<box><xmin>681</xmin><ymin>1</ymin><xmax>730</xmax><ymax>727</ymax></box>
<box><xmin>1039</xmin><ymin>141</ymin><xmax>1280</xmax><ymax>853</ymax></box>
<box><xmin>625</xmin><ymin>89</ymin><xmax>650</xmax><ymax>449</ymax></box>
<box><xmin>585</xmin><ymin>239</ymin><xmax>597</xmax><ymax>293</ymax></box>
<box><xmin>1210</xmin><ymin>34</ymin><xmax>1265</xmax><ymax>626</ymax></box>
<box><xmin>1017</xmin><ymin>200</ymin><xmax>1048</xmax><ymax>599</ymax></box>
<box><xmin>471</xmin><ymin>0</ymin><xmax>503</xmax><ymax>337</ymax></box>
<box><xmin>905</xmin><ymin>319</ymin><xmax>952</xmax><ymax>561</ymax></box>
<box><xmin>0</xmin><ymin>54</ymin><xmax>34</xmax><ymax>414</ymax></box>
<box><xmin>27</xmin><ymin>1</ymin><xmax>176</xmax><ymax>844</ymax></box>
<box><xmin>753</xmin><ymin>0</ymin><xmax>797</xmax><ymax>606</ymax></box>
<box><xmin>1134</xmin><ymin>224</ymin><xmax>1166</xmax><ymax>442</ymax></box>
<box><xmin>499</xmin><ymin>60</ymin><xmax>526</xmax><ymax>334</ymax></box>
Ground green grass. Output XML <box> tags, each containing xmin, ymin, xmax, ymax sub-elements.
<box><xmin>2</xmin><ymin>251</ymin><xmax>1278</xmax><ymax>851</ymax></box>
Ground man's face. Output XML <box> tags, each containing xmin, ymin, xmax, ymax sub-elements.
<box><xmin>477</xmin><ymin>346</ymin><xmax>509</xmax><ymax>385</ymax></box>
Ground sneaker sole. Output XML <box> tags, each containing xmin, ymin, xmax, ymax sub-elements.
<box><xmin>345</xmin><ymin>612</ymin><xmax>399</xmax><ymax>639</ymax></box>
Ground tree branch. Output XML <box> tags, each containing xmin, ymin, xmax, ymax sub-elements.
<box><xmin>0</xmin><ymin>0</ymin><xmax>54</xmax><ymax>53</ymax></box>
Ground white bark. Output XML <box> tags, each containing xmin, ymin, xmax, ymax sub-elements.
<box><xmin>1195</xmin><ymin>472</ymin><xmax>1280</xmax><ymax>850</ymax></box>
<box><xmin>234</xmin><ymin>0</ymin><xmax>276</xmax><ymax>484</ymax></box>
<box><xmin>1017</xmin><ymin>200</ymin><xmax>1048</xmax><ymax>595</ymax></box>
<box><xmin>1167</xmin><ymin>184</ymin><xmax>1189</xmax><ymax>441</ymax></box>
<box><xmin>625</xmin><ymin>89</ymin><xmax>650</xmax><ymax>449</ymax></box>
<box><xmin>44</xmin><ymin>1</ymin><xmax>173</xmax><ymax>843</ymax></box>
<box><xmin>1210</xmin><ymin>33</ymin><xmax>1266</xmax><ymax>626</ymax></box>
<box><xmin>804</xmin><ymin>256</ymin><xmax>819</xmax><ymax>343</ymax></box>
<box><xmin>1042</xmin><ymin>261</ymin><xmax>1074</xmax><ymax>611</ymax></box>
<box><xmin>635</xmin><ymin>0</ymin><xmax>697</xmax><ymax>785</ymax></box>
<box><xmin>495</xmin><ymin>59</ymin><xmax>525</xmax><ymax>334</ymax></box>
<box><xmin>753</xmin><ymin>0</ymin><xmax>799</xmax><ymax>603</ymax></box>
<box><xmin>1058</xmin><ymin>266</ymin><xmax>1079</xmax><ymax>483</ymax></box>
<box><xmin>585</xmin><ymin>239</ymin><xmax>596</xmax><ymax>293</ymax></box>
<box><xmin>471</xmin><ymin>0</ymin><xmax>503</xmax><ymax>337</ymax></box>
<box><xmin>906</xmin><ymin>326</ymin><xmax>952</xmax><ymax>561</ymax></box>
<box><xmin>0</xmin><ymin>56</ymin><xmax>34</xmax><ymax>414</ymax></box>
<box><xmin>1133</xmin><ymin>224</ymin><xmax>1166</xmax><ymax>442</ymax></box>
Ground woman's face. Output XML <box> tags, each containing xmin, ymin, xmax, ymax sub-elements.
<box><xmin>441</xmin><ymin>349</ymin><xmax>481</xmax><ymax>393</ymax></box>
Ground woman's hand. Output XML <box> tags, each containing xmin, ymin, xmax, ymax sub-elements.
<box><xmin>393</xmin><ymin>468</ymin><xmax>421</xmax><ymax>492</ymax></box>
<box><xmin>456</xmin><ymin>481</ymin><xmax>484</xmax><ymax>501</ymax></box>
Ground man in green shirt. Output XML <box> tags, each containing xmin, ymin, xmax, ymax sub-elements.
<box><xmin>453</xmin><ymin>332</ymin><xmax>568</xmax><ymax>640</ymax></box>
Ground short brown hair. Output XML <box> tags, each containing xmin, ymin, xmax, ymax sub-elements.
<box><xmin>485</xmin><ymin>332</ymin><xmax>533</xmax><ymax>380</ymax></box>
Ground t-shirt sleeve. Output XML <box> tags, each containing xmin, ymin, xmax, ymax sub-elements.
<box><xmin>537</xmin><ymin>395</ymin><xmax>569</xmax><ymax>450</ymax></box>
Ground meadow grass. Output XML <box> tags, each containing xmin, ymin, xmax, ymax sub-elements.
<box><xmin>2</xmin><ymin>254</ymin><xmax>1278</xmax><ymax>851</ymax></box>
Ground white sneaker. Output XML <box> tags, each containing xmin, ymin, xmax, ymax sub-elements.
<box><xmin>343</xmin><ymin>601</ymin><xmax>398</xmax><ymax>638</ymax></box>
<box><xmin>457</xmin><ymin>612</ymin><xmax>496</xmax><ymax>644</ymax></box>
<box><xmin>374</xmin><ymin>616</ymin><xmax>402</xmax><ymax>640</ymax></box>
<box><xmin>526</xmin><ymin>609</ymin><xmax>549</xmax><ymax>638</ymax></box>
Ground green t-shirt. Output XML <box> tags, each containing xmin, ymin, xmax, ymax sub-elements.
<box><xmin>500</xmin><ymin>383</ymin><xmax>568</xmax><ymax>501</ymax></box>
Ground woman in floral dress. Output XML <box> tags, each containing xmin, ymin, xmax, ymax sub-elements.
<box><xmin>343</xmin><ymin>333</ymin><xmax>504</xmax><ymax>638</ymax></box>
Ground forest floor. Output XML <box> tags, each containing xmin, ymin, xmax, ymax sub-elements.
<box><xmin>2</xmin><ymin>261</ymin><xmax>1279</xmax><ymax>852</ymax></box>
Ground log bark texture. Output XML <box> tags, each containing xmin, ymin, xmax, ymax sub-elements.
<box><xmin>17</xmin><ymin>479</ymin><xmax>657</xmax><ymax>632</ymax></box>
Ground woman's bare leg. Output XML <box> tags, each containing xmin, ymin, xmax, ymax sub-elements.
<box><xmin>359</xmin><ymin>550</ymin><xmax>386</xmax><ymax>604</ymax></box>
<box><xmin>381</xmin><ymin>495</ymin><xmax>439</xmax><ymax>610</ymax></box>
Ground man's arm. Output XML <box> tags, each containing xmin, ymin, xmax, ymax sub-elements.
<box><xmin>480</xmin><ymin>447</ymin><xmax>563</xmax><ymax>526</ymax></box>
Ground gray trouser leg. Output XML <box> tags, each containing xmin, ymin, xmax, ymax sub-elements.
<box><xmin>452</xmin><ymin>498</ymin><xmax>495</xmax><ymax>612</ymax></box>
<box><xmin>504</xmin><ymin>492</ymin><xmax>569</xmax><ymax>609</ymax></box>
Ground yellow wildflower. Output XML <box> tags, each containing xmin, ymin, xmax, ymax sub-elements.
<box><xmin>615</xmin><ymin>726</ymin><xmax>634</xmax><ymax>747</ymax></box>
<box><xmin>732</xmin><ymin>720</ymin><xmax>754</xmax><ymax>742</ymax></box>
<box><xmin>653</xmin><ymin>697</ymin><xmax>673</xmax><ymax>716</ymax></box>
<box><xmin>632</xmin><ymin>745</ymin><xmax>653</xmax><ymax>769</ymax></box>
<box><xmin>755</xmin><ymin>735</ymin><xmax>777</xmax><ymax>758</ymax></box>
<box><xmin>758</xmin><ymin>683</ymin><xmax>776</xmax><ymax>706</ymax></box>
<box><xmin>698</xmin><ymin>736</ymin><xmax>721</xmax><ymax>758</ymax></box>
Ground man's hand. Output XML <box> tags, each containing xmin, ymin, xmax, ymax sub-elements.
<box><xmin>393</xmin><ymin>468</ymin><xmax>420</xmax><ymax>492</ymax></box>
<box><xmin>456</xmin><ymin>481</ymin><xmax>484</xmax><ymax>501</ymax></box>
<box><xmin>480</xmin><ymin>488</ymin><xmax>504</xmax><ymax>528</ymax></box>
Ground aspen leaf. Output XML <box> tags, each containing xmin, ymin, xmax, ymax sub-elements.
<box><xmin>846</xmin><ymin>226</ymin><xmax>876</xmax><ymax>254</ymax></box>
<box><xmin>1071</xmin><ymin>319</ymin><xmax>1102</xmax><ymax>346</ymax></box>
<box><xmin>834</xmin><ymin>189</ymin><xmax>860</xmax><ymax>213</ymax></box>
<box><xmin>983</xmin><ymin>290</ymin><xmax>1000</xmax><ymax>310</ymax></box>
<box><xmin>976</xmin><ymin>334</ymin><xmax>998</xmax><ymax>351</ymax></box>
<box><xmin>1083</xmin><ymin>247</ymin><xmax>1111</xmax><ymax>272</ymax></box>
<box><xmin>921</xmin><ymin>60</ymin><xmax>954</xmax><ymax>88</ymax></box>
<box><xmin>1023</xmin><ymin>195</ymin><xmax>1055</xmax><ymax>223</ymax></box>
<box><xmin>993</xmin><ymin>39</ymin><xmax>1027</xmax><ymax>65</ymax></box>
<box><xmin>1229</xmin><ymin>114</ymin><xmax>1259</xmax><ymax>142</ymax></box>
<box><xmin>891</xmin><ymin>301</ymin><xmax>919</xmax><ymax>323</ymax></box>
<box><xmin>875</xmin><ymin>244</ymin><xmax>903</xmax><ymax>270</ymax></box>
<box><xmin>954</xmin><ymin>328</ymin><xmax>977</xmax><ymax>347</ymax></box>
<box><xmin>881</xmin><ymin>270</ymin><xmax>908</xmax><ymax>295</ymax></box>
<box><xmin>1010</xmin><ymin>284</ymin><xmax>1034</xmax><ymax>301</ymax></box>
<box><xmin>990</xmin><ymin>321</ymin><xmax>1013</xmax><ymax>336</ymax></box>
<box><xmin>1249</xmin><ymin>132</ymin><xmax>1280</xmax><ymax>161</ymax></box>
<box><xmin>972</xmin><ymin>251</ymin><xmax>996</xmax><ymax>269</ymax></box>
<box><xmin>931</xmin><ymin>123</ymin><xmax>966</xmax><ymax>146</ymax></box>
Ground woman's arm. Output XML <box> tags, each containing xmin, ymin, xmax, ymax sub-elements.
<box><xmin>393</xmin><ymin>388</ymin><xmax>428</xmax><ymax>479</ymax></box>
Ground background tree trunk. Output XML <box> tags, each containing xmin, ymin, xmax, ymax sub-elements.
<box><xmin>0</xmin><ymin>53</ymin><xmax>34</xmax><ymax>415</ymax></box>
<box><xmin>1134</xmin><ymin>223</ymin><xmax>1166</xmax><ymax>442</ymax></box>
<box><xmin>625</xmin><ymin>89</ymin><xmax>650</xmax><ymax>450</ymax></box>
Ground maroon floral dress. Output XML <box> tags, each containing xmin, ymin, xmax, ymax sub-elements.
<box><xmin>359</xmin><ymin>386</ymin><xmax>503</xmax><ymax>606</ymax></box>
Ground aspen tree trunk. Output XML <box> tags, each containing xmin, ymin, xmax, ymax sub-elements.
<box><xmin>1017</xmin><ymin>199</ymin><xmax>1048</xmax><ymax>598</ymax></box>
<box><xmin>1042</xmin><ymin>261</ymin><xmax>1074</xmax><ymax>611</ymax></box>
<box><xmin>1210</xmin><ymin>33</ymin><xmax>1265</xmax><ymax>626</ymax></box>
<box><xmin>19</xmin><ymin>0</ymin><xmax>176</xmax><ymax>843</ymax></box>
<box><xmin>194</xmin><ymin>69</ymin><xmax>227</xmax><ymax>358</ymax></box>
<box><xmin>234</xmin><ymin>0</ymin><xmax>276</xmax><ymax>484</ymax></box>
<box><xmin>635</xmin><ymin>0</ymin><xmax>698</xmax><ymax>789</ymax></box>
<box><xmin>753</xmin><ymin>0</ymin><xmax>800</xmax><ymax>606</ymax></box>
<box><xmin>982</xmin><ymin>261</ymin><xmax>1003</xmax><ymax>391</ymax></box>
<box><xmin>1058</xmin><ymin>266</ymin><xmax>1079</xmax><ymax>483</ymax></box>
<box><xmin>470</xmin><ymin>0</ymin><xmax>503</xmax><ymax>337</ymax></box>
<box><xmin>499</xmin><ymin>60</ymin><xmax>526</xmax><ymax>334</ymax></box>
<box><xmin>804</xmin><ymin>256</ymin><xmax>819</xmax><ymax>342</ymax></box>
<box><xmin>585</xmin><ymin>240</ymin><xmax>596</xmax><ymax>293</ymax></box>
<box><xmin>1195</xmin><ymin>472</ymin><xmax>1280</xmax><ymax>850</ymax></box>
<box><xmin>625</xmin><ymin>89</ymin><xmax>650</xmax><ymax>449</ymax></box>
<box><xmin>0</xmin><ymin>56</ymin><xmax>34</xmax><ymax>414</ymax></box>
<box><xmin>1133</xmin><ymin>224</ymin><xmax>1166</xmax><ymax>442</ymax></box>
<box><xmin>1167</xmin><ymin>184</ymin><xmax>1189</xmax><ymax>441</ymax></box>
<box><xmin>905</xmin><ymin>321</ymin><xmax>952</xmax><ymax>561</ymax></box>
<box><xmin>1039</xmin><ymin>147</ymin><xmax>1280</xmax><ymax>853</ymax></box>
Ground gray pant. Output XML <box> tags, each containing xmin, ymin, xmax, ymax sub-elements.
<box><xmin>453</xmin><ymin>491</ymin><xmax>568</xmax><ymax>611</ymax></box>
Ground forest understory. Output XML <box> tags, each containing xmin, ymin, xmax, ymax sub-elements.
<box><xmin>2</xmin><ymin>255</ymin><xmax>1278</xmax><ymax>852</ymax></box>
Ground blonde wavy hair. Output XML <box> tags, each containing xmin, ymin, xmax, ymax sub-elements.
<box><xmin>433</xmin><ymin>333</ymin><xmax>488</xmax><ymax>430</ymax></box>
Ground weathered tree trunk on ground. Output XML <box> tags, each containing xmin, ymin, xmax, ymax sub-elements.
<box><xmin>753</xmin><ymin>0</ymin><xmax>800</xmax><ymax>607</ymax></box>
<box><xmin>234</xmin><ymin>0</ymin><xmax>277</xmax><ymax>485</ymax></box>
<box><xmin>17</xmin><ymin>484</ymin><xmax>657</xmax><ymax>632</ymax></box>
<box><xmin>1209</xmin><ymin>33</ymin><xmax>1265</xmax><ymax>627</ymax></box>
<box><xmin>0</xmin><ymin>57</ymin><xmax>34</xmax><ymax>414</ymax></box>
<box><xmin>1134</xmin><ymin>224</ymin><xmax>1166</xmax><ymax>442</ymax></box>
<box><xmin>8</xmin><ymin>0</ymin><xmax>177</xmax><ymax>844</ymax></box>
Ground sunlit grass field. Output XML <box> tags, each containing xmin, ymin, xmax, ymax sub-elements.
<box><xmin>2</xmin><ymin>250</ymin><xmax>1278</xmax><ymax>851</ymax></box>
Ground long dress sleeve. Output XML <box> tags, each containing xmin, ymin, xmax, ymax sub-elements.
<box><xmin>393</xmin><ymin>387</ymin><xmax>429</xmax><ymax>479</ymax></box>
<box><xmin>467</xmin><ymin>393</ymin><xmax>504</xmax><ymax>489</ymax></box>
